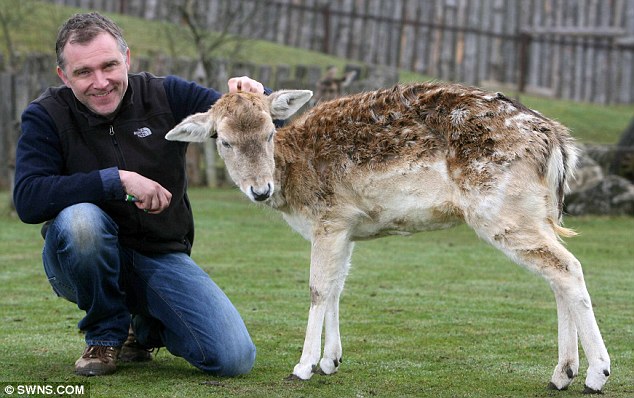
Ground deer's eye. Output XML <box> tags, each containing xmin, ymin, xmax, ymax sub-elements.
<box><xmin>267</xmin><ymin>131</ymin><xmax>275</xmax><ymax>142</ymax></box>
<box><xmin>220</xmin><ymin>140</ymin><xmax>232</xmax><ymax>148</ymax></box>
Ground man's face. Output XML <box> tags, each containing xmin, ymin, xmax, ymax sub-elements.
<box><xmin>57</xmin><ymin>32</ymin><xmax>130</xmax><ymax>117</ymax></box>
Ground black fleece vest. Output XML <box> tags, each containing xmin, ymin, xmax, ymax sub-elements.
<box><xmin>35</xmin><ymin>72</ymin><xmax>194</xmax><ymax>254</ymax></box>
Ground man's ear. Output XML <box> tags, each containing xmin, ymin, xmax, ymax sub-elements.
<box><xmin>268</xmin><ymin>90</ymin><xmax>313</xmax><ymax>120</ymax></box>
<box><xmin>57</xmin><ymin>66</ymin><xmax>69</xmax><ymax>86</ymax></box>
<box><xmin>165</xmin><ymin>112</ymin><xmax>216</xmax><ymax>142</ymax></box>
<box><xmin>124</xmin><ymin>47</ymin><xmax>131</xmax><ymax>72</ymax></box>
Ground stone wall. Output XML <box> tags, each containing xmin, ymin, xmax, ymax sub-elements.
<box><xmin>566</xmin><ymin>145</ymin><xmax>634</xmax><ymax>216</ymax></box>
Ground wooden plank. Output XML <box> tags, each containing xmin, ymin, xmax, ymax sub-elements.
<box><xmin>280</xmin><ymin>0</ymin><xmax>294</xmax><ymax>46</ymax></box>
<box><xmin>294</xmin><ymin>0</ymin><xmax>306</xmax><ymax>48</ymax></box>
<box><xmin>143</xmin><ymin>0</ymin><xmax>156</xmax><ymax>19</ymax></box>
<box><xmin>285</xmin><ymin>0</ymin><xmax>299</xmax><ymax>48</ymax></box>
<box><xmin>582</xmin><ymin>0</ymin><xmax>596</xmax><ymax>102</ymax></box>
<box><xmin>618</xmin><ymin>0</ymin><xmax>634</xmax><ymax>102</ymax></box>
<box><xmin>526</xmin><ymin>0</ymin><xmax>541</xmax><ymax>89</ymax></box>
<box><xmin>537</xmin><ymin>0</ymin><xmax>553</xmax><ymax>95</ymax></box>
<box><xmin>413</xmin><ymin>0</ymin><xmax>432</xmax><ymax>75</ymax></box>
<box><xmin>271</xmin><ymin>0</ymin><xmax>286</xmax><ymax>45</ymax></box>
<box><xmin>607</xmin><ymin>0</ymin><xmax>626</xmax><ymax>104</ymax></box>
<box><xmin>550</xmin><ymin>0</ymin><xmax>565</xmax><ymax>99</ymax></box>
<box><xmin>452</xmin><ymin>0</ymin><xmax>466</xmax><ymax>82</ymax></box>
<box><xmin>398</xmin><ymin>0</ymin><xmax>415</xmax><ymax>72</ymax></box>
<box><xmin>461</xmin><ymin>0</ymin><xmax>479</xmax><ymax>85</ymax></box>
<box><xmin>476</xmin><ymin>0</ymin><xmax>493</xmax><ymax>83</ymax></box>
<box><xmin>570</xmin><ymin>0</ymin><xmax>586</xmax><ymax>102</ymax></box>
<box><xmin>502</xmin><ymin>1</ymin><xmax>518</xmax><ymax>84</ymax></box>
<box><xmin>325</xmin><ymin>0</ymin><xmax>337</xmax><ymax>57</ymax></box>
<box><xmin>299</xmin><ymin>0</ymin><xmax>314</xmax><ymax>51</ymax></box>
<box><xmin>382</xmin><ymin>0</ymin><xmax>404</xmax><ymax>68</ymax></box>
<box><xmin>559</xmin><ymin>0</ymin><xmax>575</xmax><ymax>100</ymax></box>
<box><xmin>488</xmin><ymin>0</ymin><xmax>505</xmax><ymax>83</ymax></box>
<box><xmin>374</xmin><ymin>1</ymin><xmax>392</xmax><ymax>66</ymax></box>
<box><xmin>428</xmin><ymin>0</ymin><xmax>444</xmax><ymax>77</ymax></box>
<box><xmin>347</xmin><ymin>0</ymin><xmax>364</xmax><ymax>61</ymax></box>
<box><xmin>438</xmin><ymin>0</ymin><xmax>455</xmax><ymax>81</ymax></box>
<box><xmin>593</xmin><ymin>0</ymin><xmax>611</xmax><ymax>104</ymax></box>
<box><xmin>363</xmin><ymin>0</ymin><xmax>380</xmax><ymax>64</ymax></box>
<box><xmin>332</xmin><ymin>0</ymin><xmax>351</xmax><ymax>58</ymax></box>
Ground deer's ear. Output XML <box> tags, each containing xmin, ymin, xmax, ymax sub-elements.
<box><xmin>268</xmin><ymin>90</ymin><xmax>313</xmax><ymax>120</ymax></box>
<box><xmin>166</xmin><ymin>112</ymin><xmax>216</xmax><ymax>142</ymax></box>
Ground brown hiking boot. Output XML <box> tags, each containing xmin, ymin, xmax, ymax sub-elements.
<box><xmin>74</xmin><ymin>345</ymin><xmax>120</xmax><ymax>376</ymax></box>
<box><xmin>118</xmin><ymin>327</ymin><xmax>153</xmax><ymax>362</ymax></box>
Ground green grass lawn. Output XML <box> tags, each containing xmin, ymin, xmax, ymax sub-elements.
<box><xmin>1</xmin><ymin>188</ymin><xmax>632</xmax><ymax>397</ymax></box>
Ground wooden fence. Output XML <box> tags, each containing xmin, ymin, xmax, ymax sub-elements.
<box><xmin>45</xmin><ymin>0</ymin><xmax>634</xmax><ymax>105</ymax></box>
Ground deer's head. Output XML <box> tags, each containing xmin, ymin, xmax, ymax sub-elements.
<box><xmin>166</xmin><ymin>90</ymin><xmax>312</xmax><ymax>202</ymax></box>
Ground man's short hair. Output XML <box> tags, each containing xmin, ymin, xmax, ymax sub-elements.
<box><xmin>56</xmin><ymin>12</ymin><xmax>128</xmax><ymax>70</ymax></box>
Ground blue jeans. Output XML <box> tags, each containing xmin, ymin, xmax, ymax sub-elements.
<box><xmin>42</xmin><ymin>203</ymin><xmax>255</xmax><ymax>376</ymax></box>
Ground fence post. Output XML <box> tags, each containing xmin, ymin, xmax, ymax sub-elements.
<box><xmin>517</xmin><ymin>32</ymin><xmax>531</xmax><ymax>94</ymax></box>
<box><xmin>322</xmin><ymin>5</ymin><xmax>331</xmax><ymax>54</ymax></box>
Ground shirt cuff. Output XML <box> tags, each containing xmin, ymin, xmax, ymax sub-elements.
<box><xmin>100</xmin><ymin>167</ymin><xmax>125</xmax><ymax>201</ymax></box>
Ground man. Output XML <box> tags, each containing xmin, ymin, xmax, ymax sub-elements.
<box><xmin>13</xmin><ymin>12</ymin><xmax>263</xmax><ymax>377</ymax></box>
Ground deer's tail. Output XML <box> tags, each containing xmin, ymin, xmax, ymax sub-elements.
<box><xmin>546</xmin><ymin>130</ymin><xmax>580</xmax><ymax>238</ymax></box>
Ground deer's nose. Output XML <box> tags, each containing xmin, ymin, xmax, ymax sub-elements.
<box><xmin>250</xmin><ymin>184</ymin><xmax>272</xmax><ymax>201</ymax></box>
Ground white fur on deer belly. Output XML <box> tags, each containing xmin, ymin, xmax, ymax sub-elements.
<box><xmin>349</xmin><ymin>161</ymin><xmax>463</xmax><ymax>240</ymax></box>
<box><xmin>350</xmin><ymin>198</ymin><xmax>464</xmax><ymax>240</ymax></box>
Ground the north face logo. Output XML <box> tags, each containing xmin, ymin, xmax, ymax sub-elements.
<box><xmin>133</xmin><ymin>127</ymin><xmax>152</xmax><ymax>138</ymax></box>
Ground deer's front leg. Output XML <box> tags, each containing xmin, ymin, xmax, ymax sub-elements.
<box><xmin>290</xmin><ymin>231</ymin><xmax>353</xmax><ymax>380</ymax></box>
<box><xmin>320</xmin><ymin>238</ymin><xmax>353</xmax><ymax>375</ymax></box>
<box><xmin>291</xmin><ymin>294</ymin><xmax>328</xmax><ymax>380</ymax></box>
<box><xmin>319</xmin><ymin>290</ymin><xmax>343</xmax><ymax>375</ymax></box>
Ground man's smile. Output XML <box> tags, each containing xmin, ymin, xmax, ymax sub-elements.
<box><xmin>92</xmin><ymin>89</ymin><xmax>114</xmax><ymax>97</ymax></box>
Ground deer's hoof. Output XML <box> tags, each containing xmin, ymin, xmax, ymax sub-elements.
<box><xmin>547</xmin><ymin>382</ymin><xmax>567</xmax><ymax>391</ymax></box>
<box><xmin>284</xmin><ymin>373</ymin><xmax>306</xmax><ymax>382</ymax></box>
<box><xmin>582</xmin><ymin>385</ymin><xmax>603</xmax><ymax>394</ymax></box>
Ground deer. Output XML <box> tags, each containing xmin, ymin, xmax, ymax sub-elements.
<box><xmin>310</xmin><ymin>65</ymin><xmax>358</xmax><ymax>106</ymax></box>
<box><xmin>165</xmin><ymin>82</ymin><xmax>610</xmax><ymax>393</ymax></box>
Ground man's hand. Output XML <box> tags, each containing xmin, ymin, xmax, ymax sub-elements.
<box><xmin>119</xmin><ymin>170</ymin><xmax>172</xmax><ymax>214</ymax></box>
<box><xmin>228</xmin><ymin>76</ymin><xmax>264</xmax><ymax>94</ymax></box>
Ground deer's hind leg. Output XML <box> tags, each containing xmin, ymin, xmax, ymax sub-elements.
<box><xmin>503</xmin><ymin>228</ymin><xmax>581</xmax><ymax>390</ymax></box>
<box><xmin>549</xmin><ymin>289</ymin><xmax>579</xmax><ymax>390</ymax></box>
<box><xmin>467</xmin><ymin>208</ymin><xmax>609</xmax><ymax>393</ymax></box>
<box><xmin>514</xmin><ymin>241</ymin><xmax>610</xmax><ymax>393</ymax></box>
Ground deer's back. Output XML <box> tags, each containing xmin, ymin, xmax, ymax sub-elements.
<box><xmin>281</xmin><ymin>82</ymin><xmax>568</xmax><ymax>181</ymax></box>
